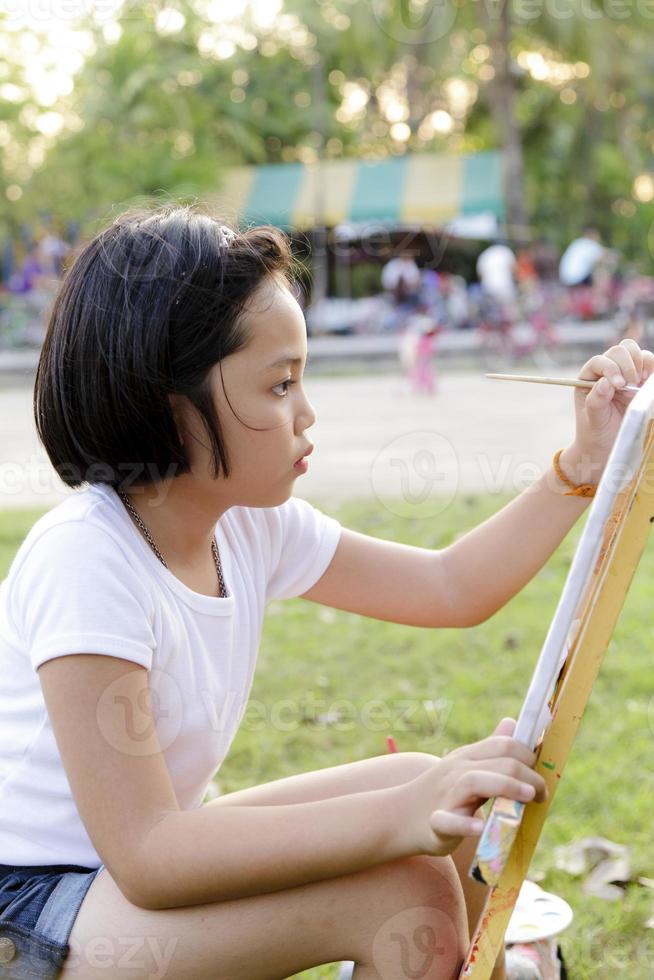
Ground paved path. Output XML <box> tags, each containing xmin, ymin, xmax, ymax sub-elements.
<box><xmin>0</xmin><ymin>365</ymin><xmax>583</xmax><ymax>513</ymax></box>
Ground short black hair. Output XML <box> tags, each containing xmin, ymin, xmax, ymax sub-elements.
<box><xmin>34</xmin><ymin>203</ymin><xmax>296</xmax><ymax>489</ymax></box>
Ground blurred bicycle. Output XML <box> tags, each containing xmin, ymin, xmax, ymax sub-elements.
<box><xmin>476</xmin><ymin>285</ymin><xmax>561</xmax><ymax>370</ymax></box>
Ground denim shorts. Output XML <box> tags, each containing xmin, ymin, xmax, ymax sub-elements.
<box><xmin>0</xmin><ymin>863</ymin><xmax>104</xmax><ymax>979</ymax></box>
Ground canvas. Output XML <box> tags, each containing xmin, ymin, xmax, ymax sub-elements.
<box><xmin>460</xmin><ymin>374</ymin><xmax>654</xmax><ymax>978</ymax></box>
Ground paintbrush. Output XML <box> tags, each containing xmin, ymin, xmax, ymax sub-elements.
<box><xmin>486</xmin><ymin>373</ymin><xmax>641</xmax><ymax>393</ymax></box>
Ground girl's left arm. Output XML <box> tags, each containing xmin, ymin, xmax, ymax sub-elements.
<box><xmin>301</xmin><ymin>340</ymin><xmax>654</xmax><ymax>628</ymax></box>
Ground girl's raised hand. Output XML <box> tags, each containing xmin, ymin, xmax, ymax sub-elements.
<box><xmin>562</xmin><ymin>339</ymin><xmax>654</xmax><ymax>484</ymax></box>
<box><xmin>397</xmin><ymin>718</ymin><xmax>547</xmax><ymax>858</ymax></box>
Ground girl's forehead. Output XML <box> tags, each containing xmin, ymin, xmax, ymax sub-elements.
<box><xmin>241</xmin><ymin>281</ymin><xmax>307</xmax><ymax>359</ymax></box>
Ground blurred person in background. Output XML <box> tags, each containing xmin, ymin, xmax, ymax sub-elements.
<box><xmin>381</xmin><ymin>247</ymin><xmax>421</xmax><ymax>310</ymax></box>
<box><xmin>475</xmin><ymin>240</ymin><xmax>518</xmax><ymax>345</ymax></box>
<box><xmin>558</xmin><ymin>227</ymin><xmax>605</xmax><ymax>288</ymax></box>
<box><xmin>476</xmin><ymin>240</ymin><xmax>518</xmax><ymax>308</ymax></box>
<box><xmin>514</xmin><ymin>245</ymin><xmax>561</xmax><ymax>364</ymax></box>
<box><xmin>559</xmin><ymin>227</ymin><xmax>619</xmax><ymax>319</ymax></box>
<box><xmin>38</xmin><ymin>230</ymin><xmax>72</xmax><ymax>280</ymax></box>
<box><xmin>398</xmin><ymin>304</ymin><xmax>442</xmax><ymax>397</ymax></box>
<box><xmin>531</xmin><ymin>239</ymin><xmax>560</xmax><ymax>284</ymax></box>
<box><xmin>441</xmin><ymin>272</ymin><xmax>471</xmax><ymax>329</ymax></box>
<box><xmin>7</xmin><ymin>243</ymin><xmax>46</xmax><ymax>296</ymax></box>
<box><xmin>6</xmin><ymin>240</ymin><xmax>56</xmax><ymax>347</ymax></box>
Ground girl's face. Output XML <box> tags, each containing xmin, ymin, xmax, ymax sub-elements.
<box><xmin>181</xmin><ymin>274</ymin><xmax>316</xmax><ymax>509</ymax></box>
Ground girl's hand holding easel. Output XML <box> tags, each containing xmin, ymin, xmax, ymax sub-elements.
<box><xmin>394</xmin><ymin>718</ymin><xmax>547</xmax><ymax>858</ymax></box>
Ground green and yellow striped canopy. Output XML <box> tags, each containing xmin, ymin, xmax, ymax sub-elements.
<box><xmin>214</xmin><ymin>150</ymin><xmax>503</xmax><ymax>231</ymax></box>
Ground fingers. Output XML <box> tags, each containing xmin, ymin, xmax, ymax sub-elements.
<box><xmin>461</xmin><ymin>734</ymin><xmax>538</xmax><ymax>768</ymax></box>
<box><xmin>607</xmin><ymin>341</ymin><xmax>642</xmax><ymax>385</ymax></box>
<box><xmin>580</xmin><ymin>340</ymin><xmax>653</xmax><ymax>390</ymax></box>
<box><xmin>446</xmin><ymin>770</ymin><xmax>544</xmax><ymax>811</ymax></box>
<box><xmin>466</xmin><ymin>758</ymin><xmax>548</xmax><ymax>800</ymax></box>
<box><xmin>492</xmin><ymin>716</ymin><xmax>516</xmax><ymax>738</ymax></box>
<box><xmin>617</xmin><ymin>339</ymin><xmax>654</xmax><ymax>382</ymax></box>
<box><xmin>430</xmin><ymin>809</ymin><xmax>485</xmax><ymax>840</ymax></box>
<box><xmin>429</xmin><ymin>759</ymin><xmax>550</xmax><ymax>846</ymax></box>
<box><xmin>581</xmin><ymin>352</ymin><xmax>634</xmax><ymax>389</ymax></box>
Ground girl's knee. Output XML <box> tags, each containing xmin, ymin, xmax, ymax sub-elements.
<box><xmin>373</xmin><ymin>854</ymin><xmax>467</xmax><ymax>929</ymax></box>
<box><xmin>401</xmin><ymin>854</ymin><xmax>464</xmax><ymax>906</ymax></box>
<box><xmin>360</xmin><ymin>855</ymin><xmax>469</xmax><ymax>976</ymax></box>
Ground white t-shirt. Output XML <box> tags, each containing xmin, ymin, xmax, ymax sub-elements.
<box><xmin>476</xmin><ymin>244</ymin><xmax>517</xmax><ymax>303</ymax></box>
<box><xmin>0</xmin><ymin>483</ymin><xmax>342</xmax><ymax>868</ymax></box>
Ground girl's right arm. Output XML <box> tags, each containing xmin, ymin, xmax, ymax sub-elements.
<box><xmin>38</xmin><ymin>655</ymin><xmax>545</xmax><ymax>911</ymax></box>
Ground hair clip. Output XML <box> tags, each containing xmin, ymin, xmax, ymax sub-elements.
<box><xmin>217</xmin><ymin>225</ymin><xmax>236</xmax><ymax>249</ymax></box>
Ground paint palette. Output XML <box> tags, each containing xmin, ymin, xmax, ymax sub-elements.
<box><xmin>504</xmin><ymin>880</ymin><xmax>573</xmax><ymax>944</ymax></box>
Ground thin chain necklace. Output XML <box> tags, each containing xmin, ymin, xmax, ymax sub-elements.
<box><xmin>117</xmin><ymin>490</ymin><xmax>227</xmax><ymax>598</ymax></box>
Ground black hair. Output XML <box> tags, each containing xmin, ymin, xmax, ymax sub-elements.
<box><xmin>34</xmin><ymin>203</ymin><xmax>296</xmax><ymax>490</ymax></box>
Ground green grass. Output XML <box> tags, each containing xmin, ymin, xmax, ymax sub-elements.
<box><xmin>3</xmin><ymin>496</ymin><xmax>653</xmax><ymax>978</ymax></box>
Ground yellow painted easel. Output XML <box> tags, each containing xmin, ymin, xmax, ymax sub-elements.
<box><xmin>460</xmin><ymin>403</ymin><xmax>654</xmax><ymax>977</ymax></box>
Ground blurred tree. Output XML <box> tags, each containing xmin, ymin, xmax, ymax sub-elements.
<box><xmin>475</xmin><ymin>0</ymin><xmax>527</xmax><ymax>238</ymax></box>
<box><xmin>3</xmin><ymin>0</ymin><xmax>654</xmax><ymax>269</ymax></box>
<box><xmin>0</xmin><ymin>15</ymin><xmax>47</xmax><ymax>239</ymax></box>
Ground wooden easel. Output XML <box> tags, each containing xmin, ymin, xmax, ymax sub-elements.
<box><xmin>460</xmin><ymin>416</ymin><xmax>654</xmax><ymax>978</ymax></box>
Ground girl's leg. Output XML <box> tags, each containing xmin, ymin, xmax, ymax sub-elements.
<box><xmin>61</xmin><ymin>852</ymin><xmax>468</xmax><ymax>979</ymax></box>
<box><xmin>205</xmin><ymin>751</ymin><xmax>436</xmax><ymax>810</ymax></box>
<box><xmin>209</xmin><ymin>750</ymin><xmax>503</xmax><ymax>979</ymax></box>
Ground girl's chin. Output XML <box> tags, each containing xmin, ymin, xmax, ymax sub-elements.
<box><xmin>234</xmin><ymin>484</ymin><xmax>296</xmax><ymax>509</ymax></box>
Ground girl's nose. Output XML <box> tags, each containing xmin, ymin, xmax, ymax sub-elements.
<box><xmin>296</xmin><ymin>392</ymin><xmax>316</xmax><ymax>432</ymax></box>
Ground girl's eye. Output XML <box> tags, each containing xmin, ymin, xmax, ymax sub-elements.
<box><xmin>272</xmin><ymin>378</ymin><xmax>296</xmax><ymax>397</ymax></box>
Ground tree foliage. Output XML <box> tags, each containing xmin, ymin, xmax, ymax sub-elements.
<box><xmin>2</xmin><ymin>0</ymin><xmax>654</xmax><ymax>266</ymax></box>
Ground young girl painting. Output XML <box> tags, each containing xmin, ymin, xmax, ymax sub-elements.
<box><xmin>0</xmin><ymin>204</ymin><xmax>650</xmax><ymax>980</ymax></box>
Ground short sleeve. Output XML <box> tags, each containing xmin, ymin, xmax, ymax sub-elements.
<box><xmin>263</xmin><ymin>497</ymin><xmax>342</xmax><ymax>603</ymax></box>
<box><xmin>12</xmin><ymin>521</ymin><xmax>156</xmax><ymax>673</ymax></box>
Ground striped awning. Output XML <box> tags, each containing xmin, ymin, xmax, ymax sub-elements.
<box><xmin>213</xmin><ymin>150</ymin><xmax>504</xmax><ymax>231</ymax></box>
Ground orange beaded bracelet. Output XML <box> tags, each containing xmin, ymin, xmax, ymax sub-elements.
<box><xmin>552</xmin><ymin>449</ymin><xmax>597</xmax><ymax>498</ymax></box>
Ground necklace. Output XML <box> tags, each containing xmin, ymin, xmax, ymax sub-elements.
<box><xmin>117</xmin><ymin>490</ymin><xmax>227</xmax><ymax>598</ymax></box>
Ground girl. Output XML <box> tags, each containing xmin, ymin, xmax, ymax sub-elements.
<box><xmin>0</xmin><ymin>204</ymin><xmax>649</xmax><ymax>980</ymax></box>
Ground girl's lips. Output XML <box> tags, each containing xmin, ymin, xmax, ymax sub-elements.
<box><xmin>294</xmin><ymin>445</ymin><xmax>314</xmax><ymax>465</ymax></box>
<box><xmin>293</xmin><ymin>445</ymin><xmax>313</xmax><ymax>472</ymax></box>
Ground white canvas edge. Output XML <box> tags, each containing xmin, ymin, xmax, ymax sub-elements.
<box><xmin>513</xmin><ymin>374</ymin><xmax>654</xmax><ymax>749</ymax></box>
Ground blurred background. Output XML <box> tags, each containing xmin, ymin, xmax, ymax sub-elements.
<box><xmin>4</xmin><ymin>0</ymin><xmax>654</xmax><ymax>362</ymax></box>
<box><xmin>2</xmin><ymin>7</ymin><xmax>654</xmax><ymax>976</ymax></box>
